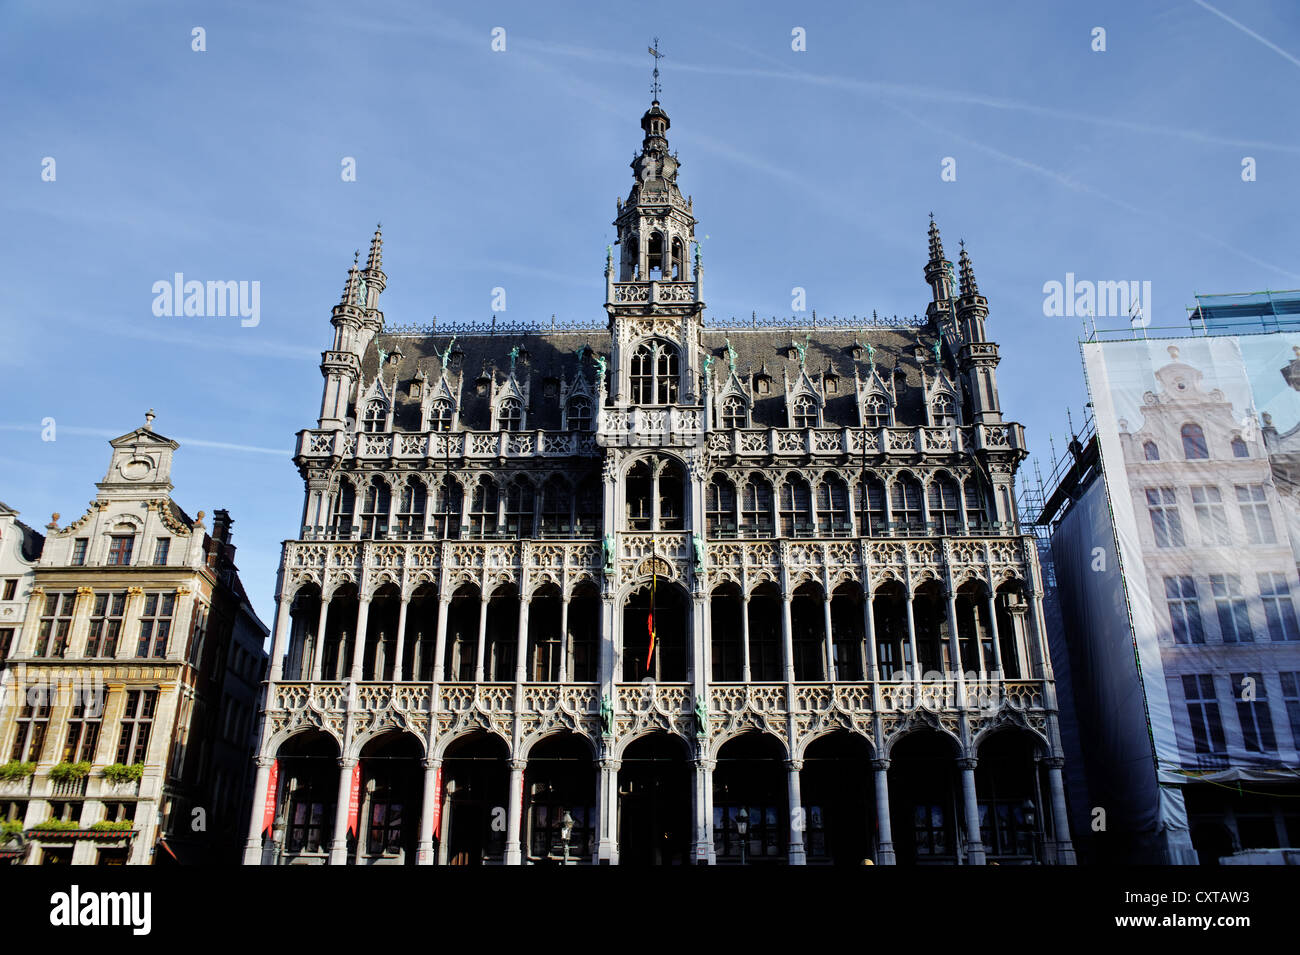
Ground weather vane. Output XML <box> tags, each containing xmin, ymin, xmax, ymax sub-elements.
<box><xmin>649</xmin><ymin>38</ymin><xmax>664</xmax><ymax>100</ymax></box>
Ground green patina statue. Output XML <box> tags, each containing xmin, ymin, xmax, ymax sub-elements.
<box><xmin>693</xmin><ymin>696</ymin><xmax>708</xmax><ymax>738</ymax></box>
<box><xmin>438</xmin><ymin>335</ymin><xmax>457</xmax><ymax>370</ymax></box>
<box><xmin>602</xmin><ymin>534</ymin><xmax>614</xmax><ymax>570</ymax></box>
<box><xmin>600</xmin><ymin>694</ymin><xmax>613</xmax><ymax>737</ymax></box>
<box><xmin>702</xmin><ymin>354</ymin><xmax>715</xmax><ymax>380</ymax></box>
<box><xmin>595</xmin><ymin>354</ymin><xmax>608</xmax><ymax>386</ymax></box>
<box><xmin>931</xmin><ymin>339</ymin><xmax>942</xmax><ymax>364</ymax></box>
<box><xmin>692</xmin><ymin>534</ymin><xmax>704</xmax><ymax>570</ymax></box>
<box><xmin>509</xmin><ymin>345</ymin><xmax>520</xmax><ymax>373</ymax></box>
<box><xmin>724</xmin><ymin>338</ymin><xmax>737</xmax><ymax>375</ymax></box>
<box><xmin>794</xmin><ymin>334</ymin><xmax>810</xmax><ymax>369</ymax></box>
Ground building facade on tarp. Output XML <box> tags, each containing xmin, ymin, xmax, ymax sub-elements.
<box><xmin>1040</xmin><ymin>330</ymin><xmax>1300</xmax><ymax>864</ymax></box>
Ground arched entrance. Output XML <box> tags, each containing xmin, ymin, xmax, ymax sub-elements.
<box><xmin>975</xmin><ymin>731</ymin><xmax>1046</xmax><ymax>864</ymax></box>
<box><xmin>524</xmin><ymin>733</ymin><xmax>597</xmax><ymax>864</ymax></box>
<box><xmin>623</xmin><ymin>580</ymin><xmax>688</xmax><ymax>682</ymax></box>
<box><xmin>712</xmin><ymin>733</ymin><xmax>788</xmax><ymax>865</ymax></box>
<box><xmin>357</xmin><ymin>732</ymin><xmax>422</xmax><ymax>865</ymax></box>
<box><xmin>801</xmin><ymin>732</ymin><xmax>875</xmax><ymax>864</ymax></box>
<box><xmin>617</xmin><ymin>734</ymin><xmax>691</xmax><ymax>865</ymax></box>
<box><xmin>890</xmin><ymin>731</ymin><xmax>960</xmax><ymax>865</ymax></box>
<box><xmin>440</xmin><ymin>732</ymin><xmax>508</xmax><ymax>865</ymax></box>
<box><xmin>273</xmin><ymin>730</ymin><xmax>340</xmax><ymax>863</ymax></box>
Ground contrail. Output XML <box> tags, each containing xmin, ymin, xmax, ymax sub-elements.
<box><xmin>1190</xmin><ymin>0</ymin><xmax>1300</xmax><ymax>69</ymax></box>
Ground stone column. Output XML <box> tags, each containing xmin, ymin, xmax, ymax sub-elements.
<box><xmin>310</xmin><ymin>596</ymin><xmax>330</xmax><ymax>682</ymax></box>
<box><xmin>416</xmin><ymin>757</ymin><xmax>441</xmax><ymax>865</ymax></box>
<box><xmin>348</xmin><ymin>595</ymin><xmax>371</xmax><ymax>682</ymax></box>
<box><xmin>505</xmin><ymin>758</ymin><xmax>526</xmax><ymax>865</ymax></box>
<box><xmin>267</xmin><ymin>589</ymin><xmax>294</xmax><ymax>682</ymax></box>
<box><xmin>903</xmin><ymin>587</ymin><xmax>919</xmax><ymax>685</ymax></box>
<box><xmin>1045</xmin><ymin>757</ymin><xmax>1077</xmax><ymax>864</ymax></box>
<box><xmin>787</xmin><ymin>759</ymin><xmax>806</xmax><ymax>865</ymax></box>
<box><xmin>68</xmin><ymin>587</ymin><xmax>95</xmax><ymax>658</ymax></box>
<box><xmin>514</xmin><ymin>597</ymin><xmax>531</xmax><ymax>684</ymax></box>
<box><xmin>392</xmin><ymin>592</ymin><xmax>411</xmax><ymax>682</ymax></box>
<box><xmin>242</xmin><ymin>755</ymin><xmax>275</xmax><ymax>864</ymax></box>
<box><xmin>863</xmin><ymin>590</ymin><xmax>879</xmax><ymax>680</ymax></box>
<box><xmin>329</xmin><ymin>756</ymin><xmax>357</xmax><ymax>865</ymax></box>
<box><xmin>984</xmin><ymin>591</ymin><xmax>1003</xmax><ymax>679</ymax></box>
<box><xmin>693</xmin><ymin>756</ymin><xmax>716</xmax><ymax>864</ymax></box>
<box><xmin>595</xmin><ymin>757</ymin><xmax>620</xmax><ymax>864</ymax></box>
<box><xmin>558</xmin><ymin>595</ymin><xmax>570</xmax><ymax>682</ymax></box>
<box><xmin>432</xmin><ymin>593</ymin><xmax>451</xmax><ymax>682</ymax></box>
<box><xmin>740</xmin><ymin>592</ymin><xmax>752</xmax><ymax>682</ymax></box>
<box><xmin>957</xmin><ymin>756</ymin><xmax>986</xmax><ymax>865</ymax></box>
<box><xmin>822</xmin><ymin>593</ymin><xmax>836</xmax><ymax>682</ymax></box>
<box><xmin>872</xmin><ymin>758</ymin><xmax>896</xmax><ymax>864</ymax></box>
<box><xmin>473</xmin><ymin>593</ymin><xmax>489</xmax><ymax>683</ymax></box>
<box><xmin>780</xmin><ymin>594</ymin><xmax>795</xmax><ymax>683</ymax></box>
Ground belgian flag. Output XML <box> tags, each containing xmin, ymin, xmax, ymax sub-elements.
<box><xmin>645</xmin><ymin>572</ymin><xmax>657</xmax><ymax>673</ymax></box>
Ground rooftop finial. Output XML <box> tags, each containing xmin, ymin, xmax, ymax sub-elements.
<box><xmin>958</xmin><ymin>241</ymin><xmax>979</xmax><ymax>297</ymax></box>
<box><xmin>366</xmin><ymin>223</ymin><xmax>384</xmax><ymax>272</ymax></box>
<box><xmin>927</xmin><ymin>215</ymin><xmax>946</xmax><ymax>264</ymax></box>
<box><xmin>648</xmin><ymin>38</ymin><xmax>664</xmax><ymax>101</ymax></box>
<box><xmin>144</xmin><ymin>408</ymin><xmax>155</xmax><ymax>430</ymax></box>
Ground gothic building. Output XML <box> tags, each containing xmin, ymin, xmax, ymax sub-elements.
<box><xmin>245</xmin><ymin>95</ymin><xmax>1075</xmax><ymax>865</ymax></box>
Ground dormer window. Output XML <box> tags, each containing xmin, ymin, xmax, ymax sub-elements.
<box><xmin>566</xmin><ymin>396</ymin><xmax>592</xmax><ymax>431</ymax></box>
<box><xmin>362</xmin><ymin>400</ymin><xmax>387</xmax><ymax>433</ymax></box>
<box><xmin>1143</xmin><ymin>441</ymin><xmax>1160</xmax><ymax>461</ymax></box>
<box><xmin>792</xmin><ymin>395</ymin><xmax>818</xmax><ymax>429</ymax></box>
<box><xmin>630</xmin><ymin>340</ymin><xmax>679</xmax><ymax>405</ymax></box>
<box><xmin>499</xmin><ymin>398</ymin><xmax>523</xmax><ymax>432</ymax></box>
<box><xmin>931</xmin><ymin>393</ymin><xmax>955</xmax><ymax>426</ymax></box>
<box><xmin>721</xmin><ymin>396</ymin><xmax>748</xmax><ymax>430</ymax></box>
<box><xmin>864</xmin><ymin>394</ymin><xmax>889</xmax><ymax>429</ymax></box>
<box><xmin>430</xmin><ymin>399</ymin><xmax>454</xmax><ymax>432</ymax></box>
<box><xmin>410</xmin><ymin>381</ymin><xmax>423</xmax><ymax>400</ymax></box>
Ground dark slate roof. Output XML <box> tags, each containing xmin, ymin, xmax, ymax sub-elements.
<box><xmin>369</xmin><ymin>323</ymin><xmax>940</xmax><ymax>431</ymax></box>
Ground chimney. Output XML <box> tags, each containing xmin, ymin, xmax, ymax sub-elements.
<box><xmin>210</xmin><ymin>509</ymin><xmax>237</xmax><ymax>567</ymax></box>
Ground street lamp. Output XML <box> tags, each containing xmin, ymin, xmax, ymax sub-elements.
<box><xmin>559</xmin><ymin>810</ymin><xmax>574</xmax><ymax>865</ymax></box>
<box><xmin>735</xmin><ymin>807</ymin><xmax>749</xmax><ymax>866</ymax></box>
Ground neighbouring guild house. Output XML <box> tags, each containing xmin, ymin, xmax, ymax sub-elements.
<box><xmin>0</xmin><ymin>413</ymin><xmax>268</xmax><ymax>864</ymax></box>
<box><xmin>245</xmin><ymin>93</ymin><xmax>1076</xmax><ymax>866</ymax></box>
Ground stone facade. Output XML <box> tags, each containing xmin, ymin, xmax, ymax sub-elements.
<box><xmin>245</xmin><ymin>97</ymin><xmax>1075</xmax><ymax>866</ymax></box>
<box><xmin>0</xmin><ymin>415</ymin><xmax>268</xmax><ymax>864</ymax></box>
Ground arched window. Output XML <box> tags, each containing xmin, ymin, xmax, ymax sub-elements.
<box><xmin>931</xmin><ymin>393</ymin><xmax>955</xmax><ymax>426</ymax></box>
<box><xmin>395</xmin><ymin>477</ymin><xmax>427</xmax><ymax>539</ymax></box>
<box><xmin>863</xmin><ymin>393</ymin><xmax>889</xmax><ymax>429</ymax></box>
<box><xmin>575</xmin><ymin>477</ymin><xmax>601</xmax><ymax>535</ymax></box>
<box><xmin>1143</xmin><ymin>441</ymin><xmax>1160</xmax><ymax>461</ymax></box>
<box><xmin>468</xmin><ymin>477</ymin><xmax>499</xmax><ymax>538</ymax></box>
<box><xmin>856</xmin><ymin>475</ymin><xmax>886</xmax><ymax>535</ymax></box>
<box><xmin>780</xmin><ymin>476</ymin><xmax>813</xmax><ymax>537</ymax></box>
<box><xmin>566</xmin><ymin>396</ymin><xmax>592</xmax><ymax>432</ymax></box>
<box><xmin>964</xmin><ymin>478</ymin><xmax>985</xmax><ymax>531</ymax></box>
<box><xmin>540</xmin><ymin>476</ymin><xmax>571</xmax><ymax>536</ymax></box>
<box><xmin>359</xmin><ymin>477</ymin><xmax>390</xmax><ymax>540</ymax></box>
<box><xmin>1231</xmin><ymin>436</ymin><xmax>1248</xmax><ymax>458</ymax></box>
<box><xmin>504</xmin><ymin>478</ymin><xmax>535</xmax><ymax>538</ymax></box>
<box><xmin>671</xmin><ymin>237</ymin><xmax>684</xmax><ymax>280</ymax></box>
<box><xmin>630</xmin><ymin>340</ymin><xmax>679</xmax><ymax>405</ymax></box>
<box><xmin>625</xmin><ymin>458</ymin><xmax>685</xmax><ymax>531</ymax></box>
<box><xmin>928</xmin><ymin>475</ymin><xmax>961</xmax><ymax>534</ymax></box>
<box><xmin>816</xmin><ymin>475</ymin><xmax>850</xmax><ymax>536</ymax></box>
<box><xmin>1181</xmin><ymin>423</ymin><xmax>1208</xmax><ymax>459</ymax></box>
<box><xmin>741</xmin><ymin>476</ymin><xmax>774</xmax><ymax>537</ymax></box>
<box><xmin>658</xmin><ymin>460</ymin><xmax>684</xmax><ymax>530</ymax></box>
<box><xmin>721</xmin><ymin>396</ymin><xmax>748</xmax><ymax>430</ymax></box>
<box><xmin>331</xmin><ymin>479</ymin><xmax>355</xmax><ymax>537</ymax></box>
<box><xmin>362</xmin><ymin>400</ymin><xmax>387</xmax><ymax>433</ymax></box>
<box><xmin>792</xmin><ymin>395</ymin><xmax>819</xmax><ymax>429</ymax></box>
<box><xmin>706</xmin><ymin>477</ymin><xmax>737</xmax><ymax>538</ymax></box>
<box><xmin>430</xmin><ymin>477</ymin><xmax>462</xmax><ymax>539</ymax></box>
<box><xmin>430</xmin><ymin>399</ymin><xmax>454</xmax><ymax>432</ymax></box>
<box><xmin>891</xmin><ymin>475</ymin><xmax>923</xmax><ymax>533</ymax></box>
<box><xmin>626</xmin><ymin>461</ymin><xmax>653</xmax><ymax>530</ymax></box>
<box><xmin>498</xmin><ymin>398</ymin><xmax>523</xmax><ymax>432</ymax></box>
<box><xmin>648</xmin><ymin>231</ymin><xmax>666</xmax><ymax>278</ymax></box>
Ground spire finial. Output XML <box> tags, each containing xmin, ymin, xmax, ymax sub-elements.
<box><xmin>649</xmin><ymin>38</ymin><xmax>664</xmax><ymax>101</ymax></box>
<box><xmin>927</xmin><ymin>215</ymin><xmax>946</xmax><ymax>263</ymax></box>
<box><xmin>366</xmin><ymin>224</ymin><xmax>384</xmax><ymax>272</ymax></box>
<box><xmin>958</xmin><ymin>241</ymin><xmax>979</xmax><ymax>297</ymax></box>
<box><xmin>144</xmin><ymin>408</ymin><xmax>155</xmax><ymax>430</ymax></box>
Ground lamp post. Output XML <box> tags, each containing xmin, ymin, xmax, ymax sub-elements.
<box><xmin>559</xmin><ymin>809</ymin><xmax>574</xmax><ymax>865</ymax></box>
<box><xmin>735</xmin><ymin>807</ymin><xmax>749</xmax><ymax>866</ymax></box>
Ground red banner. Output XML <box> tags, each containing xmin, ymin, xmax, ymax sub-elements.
<box><xmin>347</xmin><ymin>762</ymin><xmax>361</xmax><ymax>836</ymax></box>
<box><xmin>261</xmin><ymin>760</ymin><xmax>279</xmax><ymax>835</ymax></box>
<box><xmin>430</xmin><ymin>767</ymin><xmax>444</xmax><ymax>838</ymax></box>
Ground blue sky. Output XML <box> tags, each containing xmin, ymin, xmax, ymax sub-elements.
<box><xmin>2</xmin><ymin>0</ymin><xmax>1298</xmax><ymax>624</ymax></box>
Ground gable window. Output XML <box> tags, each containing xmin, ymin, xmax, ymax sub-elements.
<box><xmin>362</xmin><ymin>399</ymin><xmax>387</xmax><ymax>433</ymax></box>
<box><xmin>567</xmin><ymin>396</ymin><xmax>592</xmax><ymax>432</ymax></box>
<box><xmin>72</xmin><ymin>539</ymin><xmax>88</xmax><ymax>565</ymax></box>
<box><xmin>153</xmin><ymin>538</ymin><xmax>170</xmax><ymax>565</ymax></box>
<box><xmin>430</xmin><ymin>399</ymin><xmax>454</xmax><ymax>432</ymax></box>
<box><xmin>721</xmin><ymin>397</ymin><xmax>748</xmax><ymax>430</ymax></box>
<box><xmin>630</xmin><ymin>340</ymin><xmax>679</xmax><ymax>405</ymax></box>
<box><xmin>931</xmin><ymin>393</ymin><xmax>955</xmax><ymax>427</ymax></box>
<box><xmin>1231</xmin><ymin>436</ymin><xmax>1248</xmax><ymax>458</ymax></box>
<box><xmin>1143</xmin><ymin>441</ymin><xmax>1159</xmax><ymax>461</ymax></box>
<box><xmin>792</xmin><ymin>395</ymin><xmax>819</xmax><ymax>429</ymax></box>
<box><xmin>863</xmin><ymin>394</ymin><xmax>889</xmax><ymax>429</ymax></box>
<box><xmin>498</xmin><ymin>398</ymin><xmax>523</xmax><ymax>432</ymax></box>
<box><xmin>108</xmin><ymin>534</ymin><xmax>135</xmax><ymax>566</ymax></box>
<box><xmin>1181</xmin><ymin>423</ymin><xmax>1208</xmax><ymax>459</ymax></box>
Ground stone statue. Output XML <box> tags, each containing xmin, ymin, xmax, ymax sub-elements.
<box><xmin>606</xmin><ymin>245</ymin><xmax>613</xmax><ymax>270</ymax></box>
<box><xmin>600</xmin><ymin>694</ymin><xmax>613</xmax><ymax>737</ymax></box>
<box><xmin>693</xmin><ymin>696</ymin><xmax>708</xmax><ymax>738</ymax></box>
